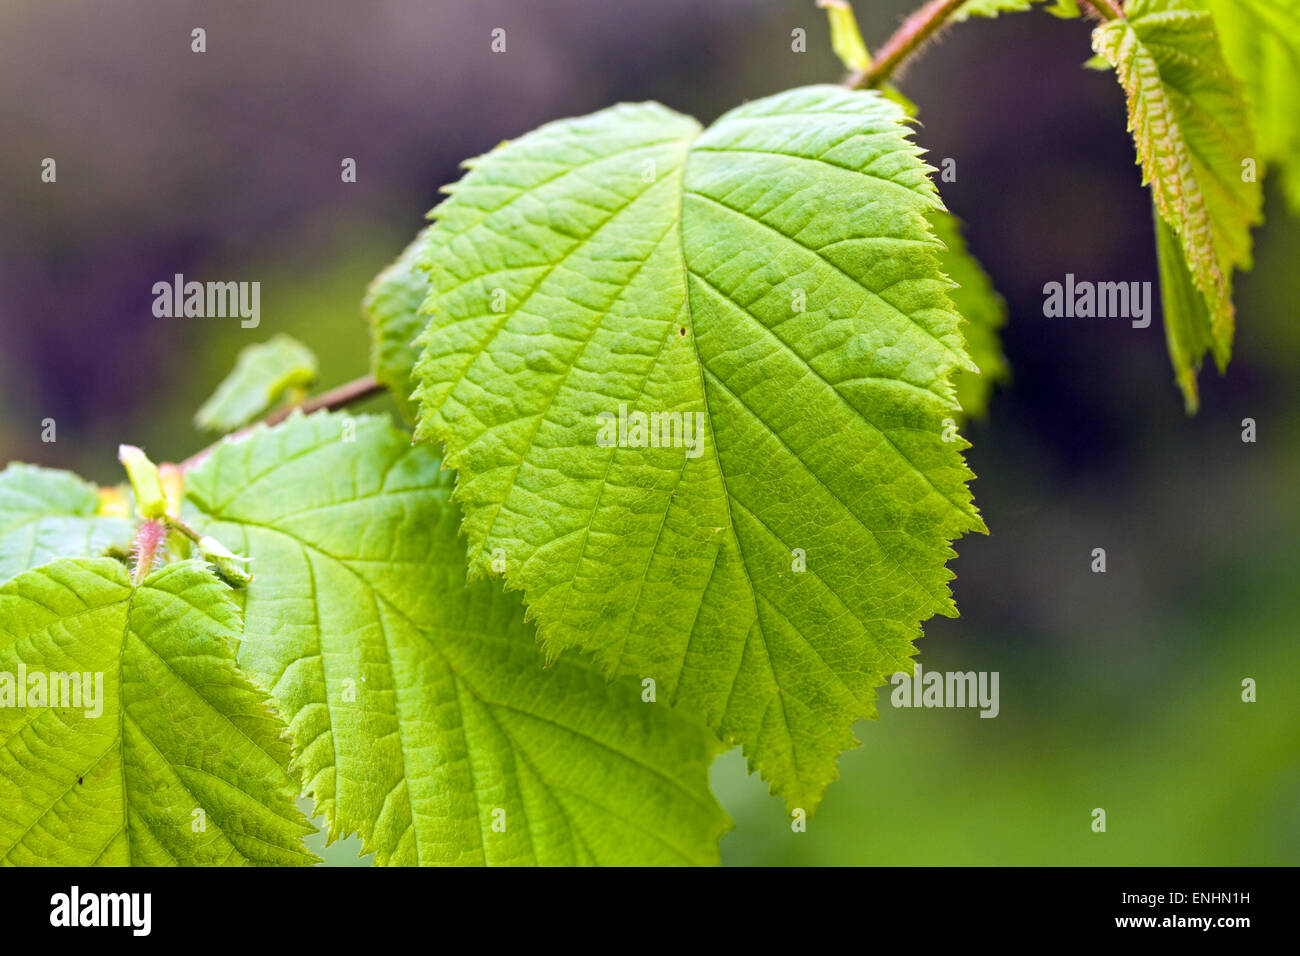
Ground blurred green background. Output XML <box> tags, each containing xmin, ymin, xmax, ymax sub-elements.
<box><xmin>1</xmin><ymin>0</ymin><xmax>1295</xmax><ymax>865</ymax></box>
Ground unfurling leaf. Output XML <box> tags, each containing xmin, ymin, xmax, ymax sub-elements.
<box><xmin>1093</xmin><ymin>0</ymin><xmax>1263</xmax><ymax>410</ymax></box>
<box><xmin>118</xmin><ymin>444</ymin><xmax>167</xmax><ymax>519</ymax></box>
<box><xmin>1154</xmin><ymin>205</ymin><xmax>1216</xmax><ymax>411</ymax></box>
<box><xmin>818</xmin><ymin>0</ymin><xmax>872</xmax><ymax>72</ymax></box>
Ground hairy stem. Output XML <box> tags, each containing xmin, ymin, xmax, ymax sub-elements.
<box><xmin>842</xmin><ymin>0</ymin><xmax>1125</xmax><ymax>90</ymax></box>
<box><xmin>179</xmin><ymin>373</ymin><xmax>384</xmax><ymax>472</ymax></box>
<box><xmin>130</xmin><ymin>520</ymin><xmax>167</xmax><ymax>585</ymax></box>
<box><xmin>842</xmin><ymin>0</ymin><xmax>968</xmax><ymax>89</ymax></box>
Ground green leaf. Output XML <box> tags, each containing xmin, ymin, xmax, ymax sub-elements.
<box><xmin>0</xmin><ymin>558</ymin><xmax>317</xmax><ymax>865</ymax></box>
<box><xmin>819</xmin><ymin>0</ymin><xmax>872</xmax><ymax>72</ymax></box>
<box><xmin>410</xmin><ymin>85</ymin><xmax>984</xmax><ymax>811</ymax></box>
<box><xmin>1093</xmin><ymin>0</ymin><xmax>1263</xmax><ymax>405</ymax></box>
<box><xmin>185</xmin><ymin>412</ymin><xmax>730</xmax><ymax>865</ymax></box>
<box><xmin>195</xmin><ymin>334</ymin><xmax>318</xmax><ymax>432</ymax></box>
<box><xmin>363</xmin><ymin>228</ymin><xmax>436</xmax><ymax>422</ymax></box>
<box><xmin>1044</xmin><ymin>0</ymin><xmax>1082</xmax><ymax>17</ymax></box>
<box><xmin>954</xmin><ymin>0</ymin><xmax>1042</xmax><ymax>20</ymax></box>
<box><xmin>1190</xmin><ymin>0</ymin><xmax>1300</xmax><ymax>213</ymax></box>
<box><xmin>1154</xmin><ymin>204</ymin><xmax>1216</xmax><ymax>411</ymax></box>
<box><xmin>117</xmin><ymin>444</ymin><xmax>167</xmax><ymax>520</ymax></box>
<box><xmin>956</xmin><ymin>0</ymin><xmax>1073</xmax><ymax>17</ymax></box>
<box><xmin>931</xmin><ymin>212</ymin><xmax>1009</xmax><ymax>418</ymax></box>
<box><xmin>880</xmin><ymin>83</ymin><xmax>921</xmax><ymax>119</ymax></box>
<box><xmin>0</xmin><ymin>464</ymin><xmax>133</xmax><ymax>584</ymax></box>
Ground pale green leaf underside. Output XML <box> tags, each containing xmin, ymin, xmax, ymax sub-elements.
<box><xmin>0</xmin><ymin>559</ymin><xmax>316</xmax><ymax>866</ymax></box>
<box><xmin>363</xmin><ymin>227</ymin><xmax>436</xmax><ymax>422</ymax></box>
<box><xmin>931</xmin><ymin>212</ymin><xmax>1009</xmax><ymax>418</ymax></box>
<box><xmin>0</xmin><ymin>464</ymin><xmax>133</xmax><ymax>584</ymax></box>
<box><xmin>196</xmin><ymin>334</ymin><xmax>318</xmax><ymax>432</ymax></box>
<box><xmin>1154</xmin><ymin>203</ymin><xmax>1216</xmax><ymax>411</ymax></box>
<box><xmin>1093</xmin><ymin>0</ymin><xmax>1262</xmax><ymax>409</ymax></box>
<box><xmin>186</xmin><ymin>412</ymin><xmax>729</xmax><ymax>865</ymax></box>
<box><xmin>1192</xmin><ymin>0</ymin><xmax>1300</xmax><ymax>213</ymax></box>
<box><xmin>410</xmin><ymin>85</ymin><xmax>984</xmax><ymax>811</ymax></box>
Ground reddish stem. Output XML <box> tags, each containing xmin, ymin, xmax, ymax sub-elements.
<box><xmin>130</xmin><ymin>520</ymin><xmax>168</xmax><ymax>585</ymax></box>
<box><xmin>842</xmin><ymin>0</ymin><xmax>968</xmax><ymax>89</ymax></box>
<box><xmin>179</xmin><ymin>374</ymin><xmax>384</xmax><ymax>472</ymax></box>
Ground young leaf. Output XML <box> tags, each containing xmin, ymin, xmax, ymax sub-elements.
<box><xmin>0</xmin><ymin>464</ymin><xmax>133</xmax><ymax>583</ymax></box>
<box><xmin>1046</xmin><ymin>0</ymin><xmax>1081</xmax><ymax>16</ymax></box>
<box><xmin>195</xmin><ymin>334</ymin><xmax>318</xmax><ymax>432</ymax></box>
<box><xmin>1190</xmin><ymin>0</ymin><xmax>1300</xmax><ymax>213</ymax></box>
<box><xmin>930</xmin><ymin>212</ymin><xmax>1009</xmax><ymax>418</ymax></box>
<box><xmin>1154</xmin><ymin>204</ymin><xmax>1216</xmax><ymax>410</ymax></box>
<box><xmin>1093</xmin><ymin>0</ymin><xmax>1263</xmax><ymax>406</ymax></box>
<box><xmin>0</xmin><ymin>558</ymin><xmax>317</xmax><ymax>865</ymax></box>
<box><xmin>818</xmin><ymin>0</ymin><xmax>872</xmax><ymax>72</ymax></box>
<box><xmin>118</xmin><ymin>444</ymin><xmax>167</xmax><ymax>519</ymax></box>
<box><xmin>363</xmin><ymin>227</ymin><xmax>436</xmax><ymax>421</ymax></box>
<box><xmin>955</xmin><ymin>0</ymin><xmax>1075</xmax><ymax>17</ymax></box>
<box><xmin>410</xmin><ymin>86</ymin><xmax>984</xmax><ymax>811</ymax></box>
<box><xmin>954</xmin><ymin>0</ymin><xmax>1042</xmax><ymax>20</ymax></box>
<box><xmin>185</xmin><ymin>412</ymin><xmax>730</xmax><ymax>865</ymax></box>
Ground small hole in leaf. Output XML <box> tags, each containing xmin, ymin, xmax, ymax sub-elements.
<box><xmin>679</xmin><ymin>327</ymin><xmax>687</xmax><ymax>336</ymax></box>
<box><xmin>77</xmin><ymin>777</ymin><xmax>83</xmax><ymax>785</ymax></box>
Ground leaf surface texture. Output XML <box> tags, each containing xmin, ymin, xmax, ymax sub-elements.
<box><xmin>411</xmin><ymin>86</ymin><xmax>984</xmax><ymax>809</ymax></box>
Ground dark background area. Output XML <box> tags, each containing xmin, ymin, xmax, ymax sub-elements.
<box><xmin>2</xmin><ymin>0</ymin><xmax>1296</xmax><ymax>864</ymax></box>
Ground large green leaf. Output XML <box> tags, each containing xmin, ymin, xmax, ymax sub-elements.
<box><xmin>1191</xmin><ymin>0</ymin><xmax>1300</xmax><ymax>213</ymax></box>
<box><xmin>409</xmin><ymin>85</ymin><xmax>984</xmax><ymax>811</ymax></box>
<box><xmin>1093</xmin><ymin>0</ymin><xmax>1263</xmax><ymax>409</ymax></box>
<box><xmin>0</xmin><ymin>464</ymin><xmax>133</xmax><ymax>584</ymax></box>
<box><xmin>185</xmin><ymin>412</ymin><xmax>729</xmax><ymax>865</ymax></box>
<box><xmin>367</xmin><ymin>216</ymin><xmax>1009</xmax><ymax>426</ymax></box>
<box><xmin>0</xmin><ymin>558</ymin><xmax>316</xmax><ymax>865</ymax></box>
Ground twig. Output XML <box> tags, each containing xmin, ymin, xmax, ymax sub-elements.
<box><xmin>179</xmin><ymin>373</ymin><xmax>384</xmax><ymax>472</ymax></box>
<box><xmin>841</xmin><ymin>0</ymin><xmax>1124</xmax><ymax>90</ymax></box>
<box><xmin>842</xmin><ymin>0</ymin><xmax>968</xmax><ymax>89</ymax></box>
<box><xmin>265</xmin><ymin>374</ymin><xmax>384</xmax><ymax>426</ymax></box>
